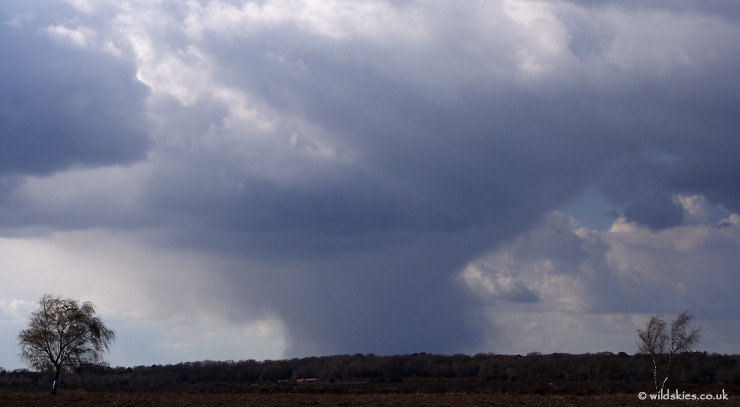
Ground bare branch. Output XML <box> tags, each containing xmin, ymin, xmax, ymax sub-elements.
<box><xmin>17</xmin><ymin>294</ymin><xmax>115</xmax><ymax>394</ymax></box>
<box><xmin>670</xmin><ymin>311</ymin><xmax>701</xmax><ymax>354</ymax></box>
<box><xmin>636</xmin><ymin>311</ymin><xmax>701</xmax><ymax>393</ymax></box>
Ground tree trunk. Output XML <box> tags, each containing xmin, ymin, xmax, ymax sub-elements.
<box><xmin>660</xmin><ymin>353</ymin><xmax>673</xmax><ymax>393</ymax></box>
<box><xmin>51</xmin><ymin>366</ymin><xmax>61</xmax><ymax>395</ymax></box>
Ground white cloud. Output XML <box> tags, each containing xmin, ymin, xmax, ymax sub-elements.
<box><xmin>464</xmin><ymin>196</ymin><xmax>740</xmax><ymax>354</ymax></box>
<box><xmin>102</xmin><ymin>40</ymin><xmax>124</xmax><ymax>57</ymax></box>
<box><xmin>45</xmin><ymin>24</ymin><xmax>96</xmax><ymax>48</ymax></box>
<box><xmin>0</xmin><ymin>298</ymin><xmax>35</xmax><ymax>322</ymax></box>
<box><xmin>182</xmin><ymin>0</ymin><xmax>429</xmax><ymax>42</ymax></box>
<box><xmin>674</xmin><ymin>195</ymin><xmax>733</xmax><ymax>225</ymax></box>
<box><xmin>461</xmin><ymin>262</ymin><xmax>539</xmax><ymax>304</ymax></box>
<box><xmin>101</xmin><ymin>2</ymin><xmax>349</xmax><ymax>187</ymax></box>
<box><xmin>62</xmin><ymin>0</ymin><xmax>99</xmax><ymax>15</ymax></box>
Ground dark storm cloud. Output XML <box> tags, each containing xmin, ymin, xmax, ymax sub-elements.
<box><xmin>137</xmin><ymin>1</ymin><xmax>737</xmax><ymax>355</ymax></box>
<box><xmin>260</xmin><ymin>236</ymin><xmax>484</xmax><ymax>356</ymax></box>
<box><xmin>0</xmin><ymin>5</ymin><xmax>150</xmax><ymax>177</ymax></box>
<box><xmin>2</xmin><ymin>0</ymin><xmax>740</xmax><ymax>360</ymax></box>
<box><xmin>191</xmin><ymin>0</ymin><xmax>739</xmax><ymax>234</ymax></box>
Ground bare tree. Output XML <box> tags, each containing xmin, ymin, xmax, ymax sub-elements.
<box><xmin>637</xmin><ymin>311</ymin><xmax>701</xmax><ymax>393</ymax></box>
<box><xmin>587</xmin><ymin>352</ymin><xmax>616</xmax><ymax>391</ymax></box>
<box><xmin>18</xmin><ymin>294</ymin><xmax>115</xmax><ymax>394</ymax></box>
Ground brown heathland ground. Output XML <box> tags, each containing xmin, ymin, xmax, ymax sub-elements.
<box><xmin>1</xmin><ymin>391</ymin><xmax>737</xmax><ymax>407</ymax></box>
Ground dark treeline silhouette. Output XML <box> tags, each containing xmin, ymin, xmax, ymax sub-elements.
<box><xmin>2</xmin><ymin>352</ymin><xmax>739</xmax><ymax>393</ymax></box>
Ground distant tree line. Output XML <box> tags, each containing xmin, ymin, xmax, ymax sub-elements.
<box><xmin>2</xmin><ymin>352</ymin><xmax>739</xmax><ymax>392</ymax></box>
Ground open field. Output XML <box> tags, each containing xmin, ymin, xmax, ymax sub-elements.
<box><xmin>1</xmin><ymin>390</ymin><xmax>737</xmax><ymax>407</ymax></box>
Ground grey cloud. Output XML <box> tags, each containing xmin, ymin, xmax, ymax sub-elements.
<box><xmin>561</xmin><ymin>0</ymin><xmax>740</xmax><ymax>21</ymax></box>
<box><xmin>2</xmin><ymin>0</ymin><xmax>739</xmax><ymax>360</ymax></box>
<box><xmin>671</xmin><ymin>138</ymin><xmax>740</xmax><ymax>214</ymax></box>
<box><xmin>622</xmin><ymin>192</ymin><xmax>684</xmax><ymax>230</ymax></box>
<box><xmin>0</xmin><ymin>8</ymin><xmax>150</xmax><ymax>178</ymax></box>
<box><xmin>597</xmin><ymin>155</ymin><xmax>684</xmax><ymax>229</ymax></box>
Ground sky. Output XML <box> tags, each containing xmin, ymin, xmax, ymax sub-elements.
<box><xmin>1</xmin><ymin>0</ymin><xmax>739</xmax><ymax>370</ymax></box>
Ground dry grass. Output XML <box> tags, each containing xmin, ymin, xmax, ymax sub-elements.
<box><xmin>1</xmin><ymin>391</ymin><xmax>736</xmax><ymax>406</ymax></box>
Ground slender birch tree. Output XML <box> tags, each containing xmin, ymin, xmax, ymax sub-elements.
<box><xmin>637</xmin><ymin>311</ymin><xmax>701</xmax><ymax>393</ymax></box>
